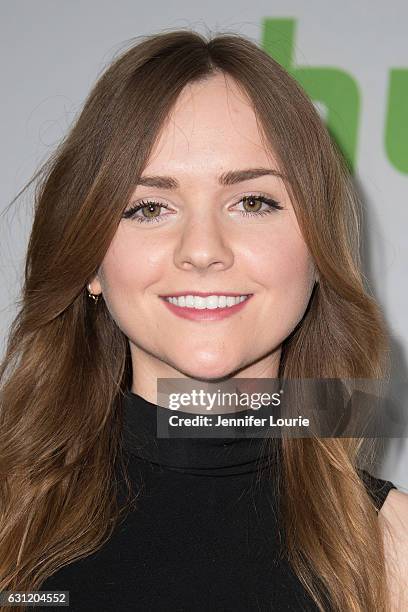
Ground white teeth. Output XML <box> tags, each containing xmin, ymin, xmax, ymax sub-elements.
<box><xmin>166</xmin><ymin>295</ymin><xmax>249</xmax><ymax>309</ymax></box>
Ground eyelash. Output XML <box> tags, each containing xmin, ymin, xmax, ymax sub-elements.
<box><xmin>123</xmin><ymin>194</ymin><xmax>283</xmax><ymax>224</ymax></box>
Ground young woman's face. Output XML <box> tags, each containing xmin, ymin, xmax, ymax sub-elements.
<box><xmin>92</xmin><ymin>72</ymin><xmax>317</xmax><ymax>394</ymax></box>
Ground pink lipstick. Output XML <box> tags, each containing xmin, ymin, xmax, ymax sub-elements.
<box><xmin>159</xmin><ymin>294</ymin><xmax>253</xmax><ymax>321</ymax></box>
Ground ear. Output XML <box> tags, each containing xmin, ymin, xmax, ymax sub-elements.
<box><xmin>87</xmin><ymin>271</ymin><xmax>103</xmax><ymax>295</ymax></box>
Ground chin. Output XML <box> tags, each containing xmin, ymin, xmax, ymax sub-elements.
<box><xmin>174</xmin><ymin>358</ymin><xmax>243</xmax><ymax>383</ymax></box>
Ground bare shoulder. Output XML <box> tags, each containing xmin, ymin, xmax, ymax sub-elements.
<box><xmin>379</xmin><ymin>489</ymin><xmax>408</xmax><ymax>611</ymax></box>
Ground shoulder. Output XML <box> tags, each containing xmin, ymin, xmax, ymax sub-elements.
<box><xmin>379</xmin><ymin>488</ymin><xmax>408</xmax><ymax>610</ymax></box>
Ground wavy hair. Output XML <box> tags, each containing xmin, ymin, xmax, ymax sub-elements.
<box><xmin>0</xmin><ymin>29</ymin><xmax>392</xmax><ymax>611</ymax></box>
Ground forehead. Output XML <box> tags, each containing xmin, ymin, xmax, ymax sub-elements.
<box><xmin>144</xmin><ymin>72</ymin><xmax>279</xmax><ymax>178</ymax></box>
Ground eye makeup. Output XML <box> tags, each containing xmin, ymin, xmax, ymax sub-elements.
<box><xmin>122</xmin><ymin>193</ymin><xmax>284</xmax><ymax>224</ymax></box>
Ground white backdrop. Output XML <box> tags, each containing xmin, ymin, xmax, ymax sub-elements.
<box><xmin>0</xmin><ymin>0</ymin><xmax>406</xmax><ymax>490</ymax></box>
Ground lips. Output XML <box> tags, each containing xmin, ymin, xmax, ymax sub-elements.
<box><xmin>159</xmin><ymin>293</ymin><xmax>253</xmax><ymax>321</ymax></box>
<box><xmin>159</xmin><ymin>292</ymin><xmax>252</xmax><ymax>298</ymax></box>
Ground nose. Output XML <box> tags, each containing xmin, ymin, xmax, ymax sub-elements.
<box><xmin>173</xmin><ymin>208</ymin><xmax>234</xmax><ymax>272</ymax></box>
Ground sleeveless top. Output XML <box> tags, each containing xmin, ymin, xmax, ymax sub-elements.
<box><xmin>40</xmin><ymin>390</ymin><xmax>398</xmax><ymax>611</ymax></box>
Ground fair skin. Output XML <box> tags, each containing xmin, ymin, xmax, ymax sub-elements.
<box><xmin>88</xmin><ymin>72</ymin><xmax>407</xmax><ymax>605</ymax></box>
<box><xmin>380</xmin><ymin>490</ymin><xmax>408</xmax><ymax>610</ymax></box>
<box><xmin>90</xmin><ymin>72</ymin><xmax>317</xmax><ymax>401</ymax></box>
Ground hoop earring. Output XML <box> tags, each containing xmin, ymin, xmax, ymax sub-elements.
<box><xmin>87</xmin><ymin>283</ymin><xmax>100</xmax><ymax>304</ymax></box>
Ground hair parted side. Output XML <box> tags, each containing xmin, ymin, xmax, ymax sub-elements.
<box><xmin>0</xmin><ymin>28</ymin><xmax>392</xmax><ymax>611</ymax></box>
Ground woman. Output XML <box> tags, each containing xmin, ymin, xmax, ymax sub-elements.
<box><xmin>0</xmin><ymin>29</ymin><xmax>407</xmax><ymax>612</ymax></box>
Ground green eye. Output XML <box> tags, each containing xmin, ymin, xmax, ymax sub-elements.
<box><xmin>122</xmin><ymin>200</ymin><xmax>169</xmax><ymax>223</ymax></box>
<box><xmin>123</xmin><ymin>194</ymin><xmax>283</xmax><ymax>224</ymax></box>
<box><xmin>238</xmin><ymin>195</ymin><xmax>283</xmax><ymax>217</ymax></box>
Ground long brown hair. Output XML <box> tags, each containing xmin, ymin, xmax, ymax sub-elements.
<box><xmin>0</xmin><ymin>29</ymin><xmax>392</xmax><ymax>611</ymax></box>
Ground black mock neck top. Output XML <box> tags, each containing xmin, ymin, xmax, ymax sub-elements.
<box><xmin>40</xmin><ymin>390</ymin><xmax>398</xmax><ymax>611</ymax></box>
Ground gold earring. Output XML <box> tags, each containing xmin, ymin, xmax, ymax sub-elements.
<box><xmin>87</xmin><ymin>283</ymin><xmax>100</xmax><ymax>304</ymax></box>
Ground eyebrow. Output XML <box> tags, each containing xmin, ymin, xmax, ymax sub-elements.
<box><xmin>136</xmin><ymin>167</ymin><xmax>285</xmax><ymax>189</ymax></box>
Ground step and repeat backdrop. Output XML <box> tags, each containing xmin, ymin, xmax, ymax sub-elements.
<box><xmin>1</xmin><ymin>0</ymin><xmax>407</xmax><ymax>489</ymax></box>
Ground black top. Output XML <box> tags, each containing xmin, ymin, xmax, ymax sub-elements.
<box><xmin>40</xmin><ymin>390</ymin><xmax>398</xmax><ymax>611</ymax></box>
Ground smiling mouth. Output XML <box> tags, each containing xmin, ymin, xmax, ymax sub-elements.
<box><xmin>160</xmin><ymin>294</ymin><xmax>252</xmax><ymax>309</ymax></box>
<box><xmin>159</xmin><ymin>294</ymin><xmax>254</xmax><ymax>320</ymax></box>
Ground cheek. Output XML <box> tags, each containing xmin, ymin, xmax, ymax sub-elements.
<box><xmin>251</xmin><ymin>224</ymin><xmax>313</xmax><ymax>284</ymax></box>
<box><xmin>249</xmin><ymin>227</ymin><xmax>315</xmax><ymax>323</ymax></box>
<box><xmin>96</xmin><ymin>229</ymin><xmax>165</xmax><ymax>324</ymax></box>
<box><xmin>100</xmin><ymin>230</ymin><xmax>163</xmax><ymax>294</ymax></box>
